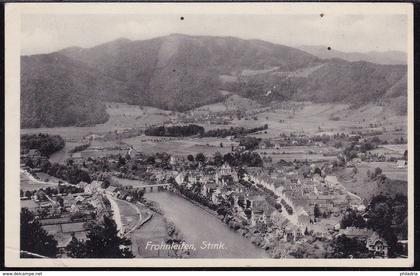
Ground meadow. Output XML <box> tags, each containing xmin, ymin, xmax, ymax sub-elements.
<box><xmin>21</xmin><ymin>102</ymin><xmax>174</xmax><ymax>141</ymax></box>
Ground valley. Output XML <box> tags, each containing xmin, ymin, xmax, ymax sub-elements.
<box><xmin>18</xmin><ymin>34</ymin><xmax>408</xmax><ymax>260</ymax></box>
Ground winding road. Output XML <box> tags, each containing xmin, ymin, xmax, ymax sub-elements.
<box><xmin>105</xmin><ymin>193</ymin><xmax>124</xmax><ymax>234</ymax></box>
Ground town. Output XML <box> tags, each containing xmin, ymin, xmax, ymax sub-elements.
<box><xmin>19</xmin><ymin>114</ymin><xmax>408</xmax><ymax>259</ymax></box>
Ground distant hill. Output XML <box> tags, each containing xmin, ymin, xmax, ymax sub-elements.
<box><xmin>298</xmin><ymin>45</ymin><xmax>407</xmax><ymax>65</ymax></box>
<box><xmin>21</xmin><ymin>34</ymin><xmax>407</xmax><ymax>128</ymax></box>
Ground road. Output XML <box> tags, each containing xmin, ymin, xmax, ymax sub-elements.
<box><xmin>105</xmin><ymin>192</ymin><xmax>123</xmax><ymax>234</ymax></box>
<box><xmin>21</xmin><ymin>168</ymin><xmax>77</xmax><ymax>187</ymax></box>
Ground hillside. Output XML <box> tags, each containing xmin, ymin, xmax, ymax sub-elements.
<box><xmin>223</xmin><ymin>59</ymin><xmax>406</xmax><ymax>107</ymax></box>
<box><xmin>298</xmin><ymin>45</ymin><xmax>407</xmax><ymax>65</ymax></box>
<box><xmin>21</xmin><ymin>34</ymin><xmax>407</xmax><ymax>127</ymax></box>
<box><xmin>21</xmin><ymin>53</ymin><xmax>126</xmax><ymax>127</ymax></box>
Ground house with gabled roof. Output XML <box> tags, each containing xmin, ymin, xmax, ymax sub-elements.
<box><xmin>366</xmin><ymin>232</ymin><xmax>388</xmax><ymax>257</ymax></box>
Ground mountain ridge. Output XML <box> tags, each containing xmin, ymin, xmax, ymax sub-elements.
<box><xmin>21</xmin><ymin>34</ymin><xmax>407</xmax><ymax>128</ymax></box>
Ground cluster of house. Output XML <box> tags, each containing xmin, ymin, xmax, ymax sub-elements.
<box><xmin>20</xmin><ymin>180</ymin><xmax>112</xmax><ymax>249</ymax></box>
<box><xmin>172</xmin><ymin>163</ymin><xmax>314</xmax><ymax>243</ymax></box>
<box><xmin>22</xmin><ymin>180</ymin><xmax>108</xmax><ymax>221</ymax></box>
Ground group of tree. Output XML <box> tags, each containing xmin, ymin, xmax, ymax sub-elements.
<box><xmin>222</xmin><ymin>151</ymin><xmax>263</xmax><ymax>167</ymax></box>
<box><xmin>20</xmin><ymin>208</ymin><xmax>134</xmax><ymax>258</ymax></box>
<box><xmin>202</xmin><ymin>125</ymin><xmax>268</xmax><ymax>138</ymax></box>
<box><xmin>365</xmin><ymin>194</ymin><xmax>407</xmax><ymax>257</ymax></box>
<box><xmin>327</xmin><ymin>235</ymin><xmax>372</xmax><ymax>258</ymax></box>
<box><xmin>342</xmin><ymin>140</ymin><xmax>378</xmax><ymax>162</ymax></box>
<box><xmin>42</xmin><ymin>162</ymin><xmax>92</xmax><ymax>184</ymax></box>
<box><xmin>21</xmin><ymin>133</ymin><xmax>65</xmax><ymax>156</ymax></box>
<box><xmin>280</xmin><ymin>199</ymin><xmax>293</xmax><ymax>215</ymax></box>
<box><xmin>334</xmin><ymin>193</ymin><xmax>407</xmax><ymax>258</ymax></box>
<box><xmin>20</xmin><ymin>208</ymin><xmax>59</xmax><ymax>258</ymax></box>
<box><xmin>145</xmin><ymin>124</ymin><xmax>204</xmax><ymax>137</ymax></box>
<box><xmin>239</xmin><ymin>136</ymin><xmax>261</xmax><ymax>151</ymax></box>
<box><xmin>340</xmin><ymin>209</ymin><xmax>367</xmax><ymax>229</ymax></box>
<box><xmin>23</xmin><ymin>150</ymin><xmax>92</xmax><ymax>185</ymax></box>
<box><xmin>66</xmin><ymin>216</ymin><xmax>134</xmax><ymax>258</ymax></box>
<box><xmin>21</xmin><ymin>184</ymin><xmax>84</xmax><ymax>199</ymax></box>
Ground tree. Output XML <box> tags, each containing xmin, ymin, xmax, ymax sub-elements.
<box><xmin>313</xmin><ymin>167</ymin><xmax>322</xmax><ymax>176</ymax></box>
<box><xmin>340</xmin><ymin>209</ymin><xmax>366</xmax><ymax>229</ymax></box>
<box><xmin>328</xmin><ymin>235</ymin><xmax>371</xmax><ymax>258</ymax></box>
<box><xmin>65</xmin><ymin>235</ymin><xmax>87</xmax><ymax>258</ymax></box>
<box><xmin>213</xmin><ymin>152</ymin><xmax>223</xmax><ymax>166</ymax></box>
<box><xmin>146</xmin><ymin>156</ymin><xmax>155</xmax><ymax>165</ymax></box>
<box><xmin>195</xmin><ymin>153</ymin><xmax>206</xmax><ymax>163</ymax></box>
<box><xmin>56</xmin><ymin>196</ymin><xmax>64</xmax><ymax>207</ymax></box>
<box><xmin>76</xmin><ymin>216</ymin><xmax>134</xmax><ymax>258</ymax></box>
<box><xmin>118</xmin><ymin>155</ymin><xmax>126</xmax><ymax>166</ymax></box>
<box><xmin>374</xmin><ymin>167</ymin><xmax>383</xmax><ymax>178</ymax></box>
<box><xmin>223</xmin><ymin>153</ymin><xmax>234</xmax><ymax>165</ymax></box>
<box><xmin>314</xmin><ymin>204</ymin><xmax>321</xmax><ymax>219</ymax></box>
<box><xmin>239</xmin><ymin>136</ymin><xmax>260</xmax><ymax>151</ymax></box>
<box><xmin>187</xmin><ymin>155</ymin><xmax>194</xmax><ymax>162</ymax></box>
<box><xmin>20</xmin><ymin>208</ymin><xmax>58</xmax><ymax>258</ymax></box>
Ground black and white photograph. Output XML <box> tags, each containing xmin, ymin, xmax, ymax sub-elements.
<box><xmin>4</xmin><ymin>2</ymin><xmax>414</xmax><ymax>267</ymax></box>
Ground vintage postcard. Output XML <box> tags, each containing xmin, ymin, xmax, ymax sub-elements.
<box><xmin>4</xmin><ymin>2</ymin><xmax>414</xmax><ymax>267</ymax></box>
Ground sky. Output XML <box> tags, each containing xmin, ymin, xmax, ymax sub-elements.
<box><xmin>21</xmin><ymin>13</ymin><xmax>408</xmax><ymax>55</ymax></box>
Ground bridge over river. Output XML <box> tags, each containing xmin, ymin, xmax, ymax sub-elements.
<box><xmin>137</xmin><ymin>183</ymin><xmax>171</xmax><ymax>192</ymax></box>
<box><xmin>112</xmin><ymin>177</ymin><xmax>171</xmax><ymax>192</ymax></box>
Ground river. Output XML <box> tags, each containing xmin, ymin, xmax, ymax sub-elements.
<box><xmin>49</xmin><ymin>141</ymin><xmax>82</xmax><ymax>164</ymax></box>
<box><xmin>144</xmin><ymin>191</ymin><xmax>268</xmax><ymax>258</ymax></box>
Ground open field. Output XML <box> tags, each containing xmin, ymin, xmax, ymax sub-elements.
<box><xmin>256</xmin><ymin>145</ymin><xmax>338</xmax><ymax>162</ymax></box>
<box><xmin>21</xmin><ymin>101</ymin><xmax>407</xmax><ymax>146</ymax></box>
<box><xmin>123</xmin><ymin>136</ymin><xmax>238</xmax><ymax>156</ymax></box>
<box><xmin>381</xmin><ymin>144</ymin><xmax>407</xmax><ymax>154</ymax></box>
<box><xmin>198</xmin><ymin>101</ymin><xmax>407</xmax><ymax>137</ymax></box>
<box><xmin>21</xmin><ymin>102</ymin><xmax>174</xmax><ymax>141</ymax></box>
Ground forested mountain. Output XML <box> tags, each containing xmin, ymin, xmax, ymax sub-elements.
<box><xmin>21</xmin><ymin>53</ymin><xmax>126</xmax><ymax>127</ymax></box>
<box><xmin>21</xmin><ymin>34</ymin><xmax>407</xmax><ymax>128</ymax></box>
